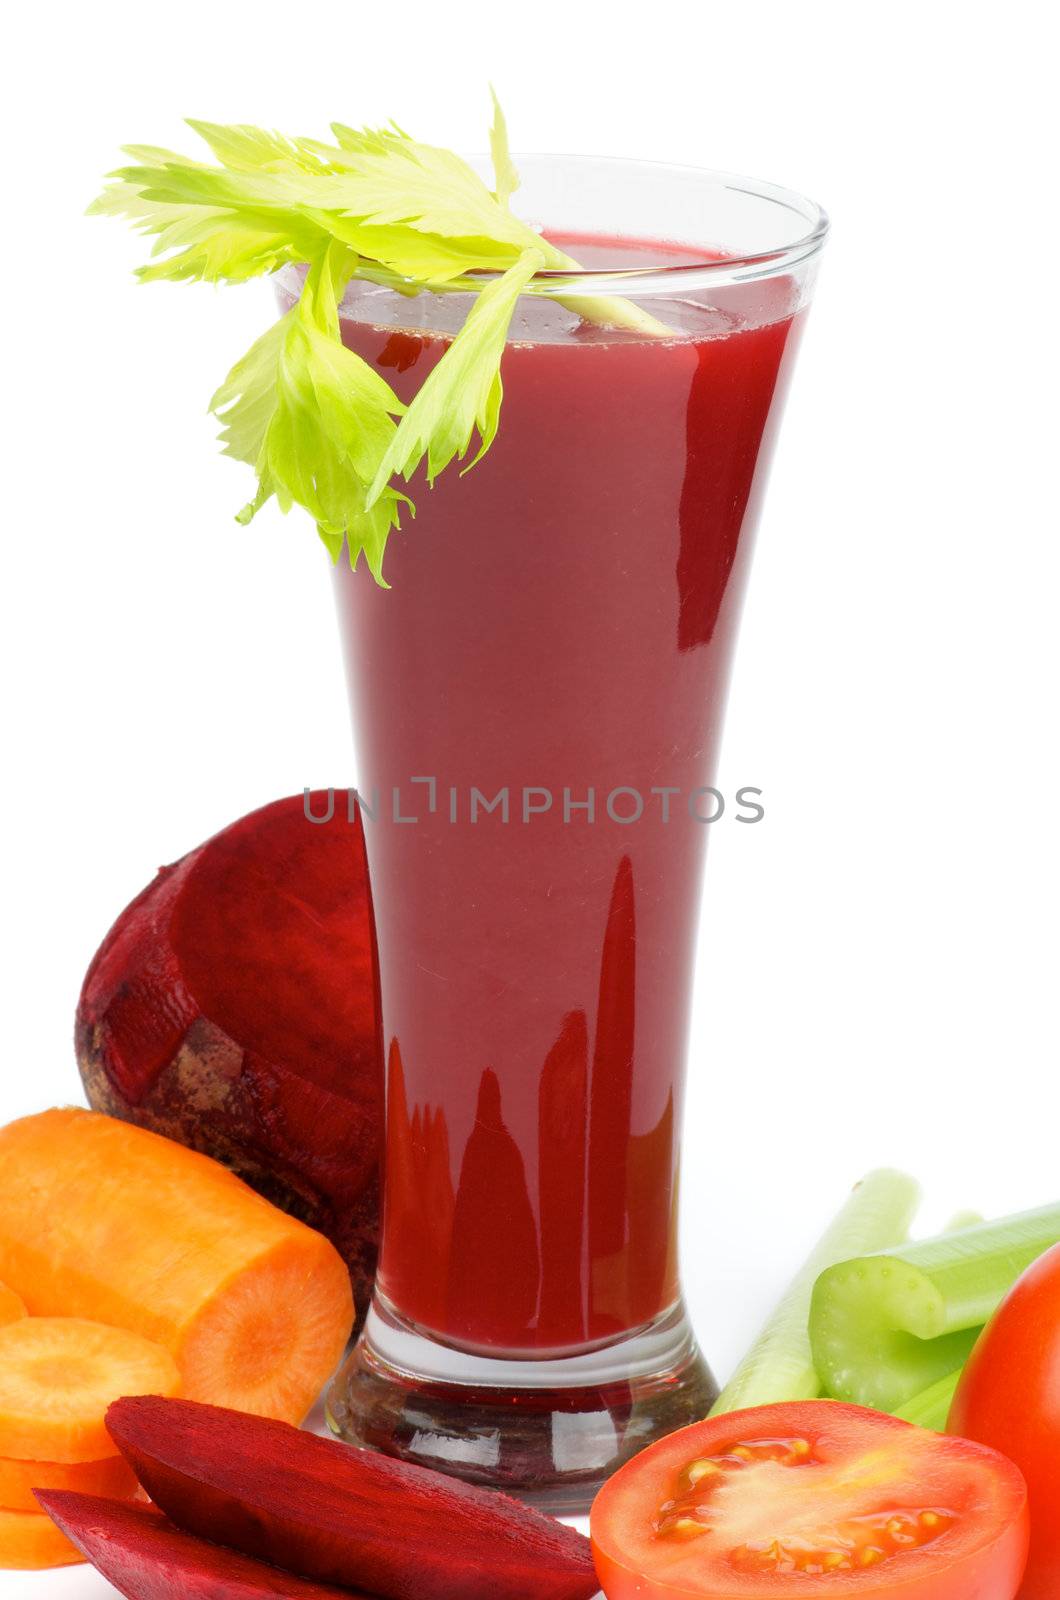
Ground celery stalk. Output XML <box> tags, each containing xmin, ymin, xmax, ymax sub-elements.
<box><xmin>895</xmin><ymin>1370</ymin><xmax>962</xmax><ymax>1431</ymax></box>
<box><xmin>710</xmin><ymin>1170</ymin><xmax>921</xmax><ymax>1417</ymax></box>
<box><xmin>944</xmin><ymin>1210</ymin><xmax>984</xmax><ymax>1233</ymax></box>
<box><xmin>810</xmin><ymin>1203</ymin><xmax>1060</xmax><ymax>1413</ymax></box>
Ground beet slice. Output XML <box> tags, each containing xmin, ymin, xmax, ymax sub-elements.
<box><xmin>76</xmin><ymin>792</ymin><xmax>383</xmax><ymax>1324</ymax></box>
<box><xmin>106</xmin><ymin>1397</ymin><xmax>600</xmax><ymax>1600</ymax></box>
<box><xmin>36</xmin><ymin>1491</ymin><xmax>363</xmax><ymax>1598</ymax></box>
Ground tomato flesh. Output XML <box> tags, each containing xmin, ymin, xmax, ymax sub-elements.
<box><xmin>590</xmin><ymin>1402</ymin><xmax>1028</xmax><ymax>1598</ymax></box>
<box><xmin>656</xmin><ymin>1432</ymin><xmax>956</xmax><ymax>1575</ymax></box>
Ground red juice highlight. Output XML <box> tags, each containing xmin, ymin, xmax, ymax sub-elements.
<box><xmin>318</xmin><ymin>238</ymin><xmax>804</xmax><ymax>1358</ymax></box>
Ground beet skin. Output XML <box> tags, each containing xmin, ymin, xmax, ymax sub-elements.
<box><xmin>76</xmin><ymin>792</ymin><xmax>383</xmax><ymax>1325</ymax></box>
<box><xmin>106</xmin><ymin>1396</ymin><xmax>601</xmax><ymax>1600</ymax></box>
<box><xmin>37</xmin><ymin>1491</ymin><xmax>364</xmax><ymax>1598</ymax></box>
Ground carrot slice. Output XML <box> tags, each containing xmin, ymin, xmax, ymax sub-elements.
<box><xmin>0</xmin><ymin>1319</ymin><xmax>180</xmax><ymax>1464</ymax></box>
<box><xmin>0</xmin><ymin>1286</ymin><xmax>25</xmax><ymax>1328</ymax></box>
<box><xmin>0</xmin><ymin>1505</ymin><xmax>83</xmax><ymax>1569</ymax></box>
<box><xmin>0</xmin><ymin>1450</ymin><xmax>138</xmax><ymax>1513</ymax></box>
<box><xmin>0</xmin><ymin>1109</ymin><xmax>354</xmax><ymax>1423</ymax></box>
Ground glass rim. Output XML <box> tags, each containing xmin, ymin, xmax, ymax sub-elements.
<box><xmin>277</xmin><ymin>155</ymin><xmax>829</xmax><ymax>307</ymax></box>
<box><xmin>462</xmin><ymin>153</ymin><xmax>827</xmax><ymax>296</ymax></box>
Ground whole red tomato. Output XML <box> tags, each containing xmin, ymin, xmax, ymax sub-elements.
<box><xmin>950</xmin><ymin>1241</ymin><xmax>1060</xmax><ymax>1599</ymax></box>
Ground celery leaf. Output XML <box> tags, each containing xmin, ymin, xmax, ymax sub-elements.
<box><xmin>210</xmin><ymin>242</ymin><xmax>407</xmax><ymax>577</ymax></box>
<box><xmin>92</xmin><ymin>95</ymin><xmax>668</xmax><ymax>582</ymax></box>
<box><xmin>489</xmin><ymin>87</ymin><xmax>520</xmax><ymax>205</ymax></box>
<box><xmin>369</xmin><ymin>249</ymin><xmax>543</xmax><ymax>498</ymax></box>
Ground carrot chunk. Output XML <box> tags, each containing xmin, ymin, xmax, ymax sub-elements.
<box><xmin>0</xmin><ymin>1449</ymin><xmax>138</xmax><ymax>1513</ymax></box>
<box><xmin>0</xmin><ymin>1319</ymin><xmax>180</xmax><ymax>1464</ymax></box>
<box><xmin>0</xmin><ymin>1504</ymin><xmax>83</xmax><ymax>1569</ymax></box>
<box><xmin>0</xmin><ymin>1286</ymin><xmax>25</xmax><ymax>1328</ymax></box>
<box><xmin>0</xmin><ymin>1109</ymin><xmax>354</xmax><ymax>1423</ymax></box>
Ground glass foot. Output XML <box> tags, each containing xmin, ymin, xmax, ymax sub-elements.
<box><xmin>326</xmin><ymin>1299</ymin><xmax>716</xmax><ymax>1514</ymax></box>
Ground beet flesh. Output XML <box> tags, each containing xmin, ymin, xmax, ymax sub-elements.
<box><xmin>76</xmin><ymin>792</ymin><xmax>383</xmax><ymax>1325</ymax></box>
<box><xmin>106</xmin><ymin>1397</ymin><xmax>601</xmax><ymax>1600</ymax></box>
<box><xmin>37</xmin><ymin>1491</ymin><xmax>362</xmax><ymax>1598</ymax></box>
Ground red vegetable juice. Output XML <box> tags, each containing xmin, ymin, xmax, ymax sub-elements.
<box><xmin>323</xmin><ymin>236</ymin><xmax>805</xmax><ymax>1359</ymax></box>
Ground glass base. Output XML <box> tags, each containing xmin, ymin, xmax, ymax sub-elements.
<box><xmin>326</xmin><ymin>1299</ymin><xmax>716</xmax><ymax>1514</ymax></box>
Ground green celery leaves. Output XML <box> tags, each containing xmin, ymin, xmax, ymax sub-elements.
<box><xmin>488</xmin><ymin>87</ymin><xmax>521</xmax><ymax>206</ymax></box>
<box><xmin>369</xmin><ymin>249</ymin><xmax>543</xmax><ymax>498</ymax></box>
<box><xmin>91</xmin><ymin>100</ymin><xmax>666</xmax><ymax>580</ymax></box>
<box><xmin>209</xmin><ymin>243</ymin><xmax>407</xmax><ymax>578</ymax></box>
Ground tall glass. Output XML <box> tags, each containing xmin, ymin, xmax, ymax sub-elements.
<box><xmin>309</xmin><ymin>157</ymin><xmax>827</xmax><ymax>1511</ymax></box>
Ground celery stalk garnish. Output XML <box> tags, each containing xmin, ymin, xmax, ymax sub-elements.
<box><xmin>710</xmin><ymin>1170</ymin><xmax>921</xmax><ymax>1417</ymax></box>
<box><xmin>809</xmin><ymin>1203</ymin><xmax>1060</xmax><ymax>1413</ymax></box>
<box><xmin>90</xmin><ymin>94</ymin><xmax>670</xmax><ymax>583</ymax></box>
<box><xmin>483</xmin><ymin>91</ymin><xmax>672</xmax><ymax>340</ymax></box>
<box><xmin>894</xmin><ymin>1370</ymin><xmax>962</xmax><ymax>1432</ymax></box>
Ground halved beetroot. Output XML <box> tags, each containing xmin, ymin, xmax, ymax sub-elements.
<box><xmin>106</xmin><ymin>1396</ymin><xmax>600</xmax><ymax>1600</ymax></box>
<box><xmin>36</xmin><ymin>1491</ymin><xmax>364</xmax><ymax>1598</ymax></box>
<box><xmin>76</xmin><ymin>792</ymin><xmax>383</xmax><ymax>1324</ymax></box>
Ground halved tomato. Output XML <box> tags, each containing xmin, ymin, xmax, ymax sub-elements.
<box><xmin>590</xmin><ymin>1402</ymin><xmax>1028</xmax><ymax>1599</ymax></box>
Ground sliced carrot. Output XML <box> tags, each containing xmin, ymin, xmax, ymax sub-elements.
<box><xmin>0</xmin><ymin>1109</ymin><xmax>353</xmax><ymax>1423</ymax></box>
<box><xmin>0</xmin><ymin>1505</ymin><xmax>83</xmax><ymax>1569</ymax></box>
<box><xmin>0</xmin><ymin>1449</ymin><xmax>138</xmax><ymax>1513</ymax></box>
<box><xmin>0</xmin><ymin>1318</ymin><xmax>180</xmax><ymax>1464</ymax></box>
<box><xmin>0</xmin><ymin>1285</ymin><xmax>25</xmax><ymax>1328</ymax></box>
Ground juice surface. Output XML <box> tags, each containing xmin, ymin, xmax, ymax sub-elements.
<box><xmin>321</xmin><ymin>238</ymin><xmax>804</xmax><ymax>1357</ymax></box>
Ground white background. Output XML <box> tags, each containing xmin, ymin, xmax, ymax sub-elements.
<box><xmin>2</xmin><ymin>0</ymin><xmax>1057</xmax><ymax>1593</ymax></box>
